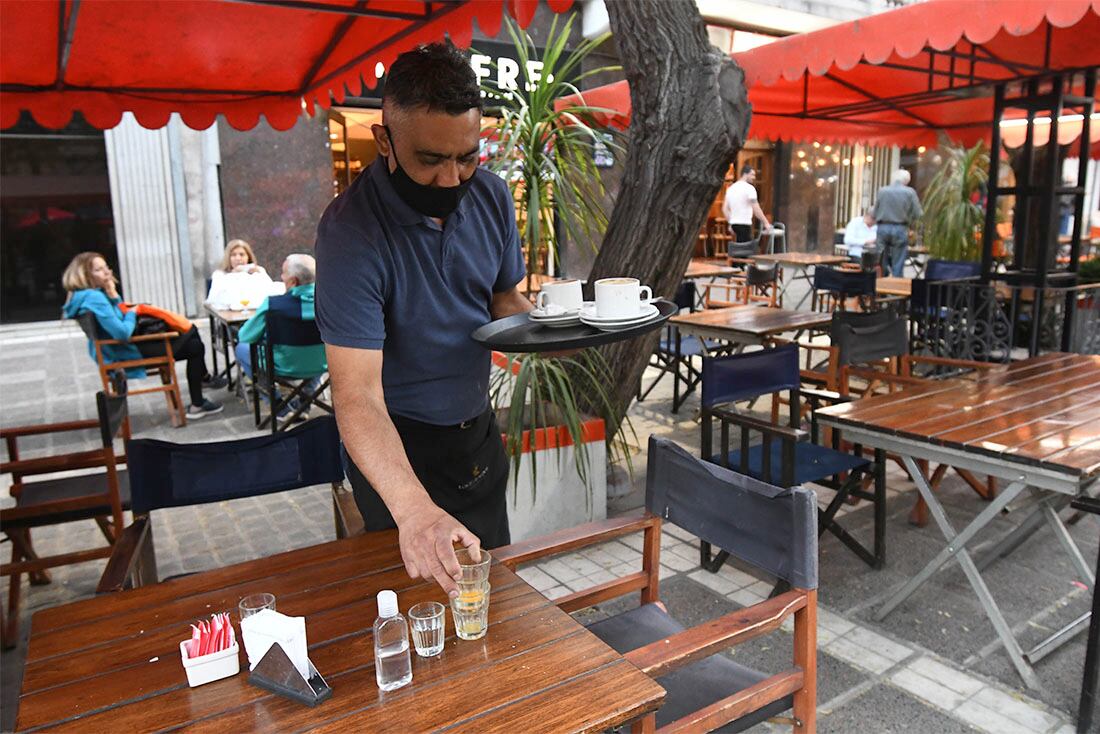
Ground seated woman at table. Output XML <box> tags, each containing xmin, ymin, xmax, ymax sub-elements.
<box><xmin>206</xmin><ymin>239</ymin><xmax>276</xmax><ymax>309</ymax></box>
<box><xmin>62</xmin><ymin>252</ymin><xmax>225</xmax><ymax>419</ymax></box>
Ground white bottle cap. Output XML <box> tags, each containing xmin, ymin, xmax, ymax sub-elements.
<box><xmin>377</xmin><ymin>589</ymin><xmax>399</xmax><ymax>618</ymax></box>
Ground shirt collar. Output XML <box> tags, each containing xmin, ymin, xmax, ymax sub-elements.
<box><xmin>367</xmin><ymin>156</ymin><xmax>474</xmax><ymax>229</ymax></box>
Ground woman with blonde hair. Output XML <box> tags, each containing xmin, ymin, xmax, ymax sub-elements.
<box><xmin>62</xmin><ymin>252</ymin><xmax>224</xmax><ymax>419</ymax></box>
<box><xmin>207</xmin><ymin>239</ymin><xmax>274</xmax><ymax>307</ymax></box>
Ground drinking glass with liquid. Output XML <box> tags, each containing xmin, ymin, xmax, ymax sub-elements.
<box><xmin>408</xmin><ymin>602</ymin><xmax>446</xmax><ymax>657</ymax></box>
<box><xmin>374</xmin><ymin>589</ymin><xmax>412</xmax><ymax>691</ymax></box>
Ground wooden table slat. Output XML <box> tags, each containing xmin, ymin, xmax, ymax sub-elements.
<box><xmin>751</xmin><ymin>253</ymin><xmax>847</xmax><ymax>266</ymax></box>
<box><xmin>30</xmin><ymin>532</ymin><xmax>394</xmax><ymax>635</ymax></box>
<box><xmin>936</xmin><ymin>399</ymin><xmax>1100</xmax><ymax>452</ymax></box>
<box><xmin>670</xmin><ymin>306</ymin><xmax>831</xmax><ymax>338</ymax></box>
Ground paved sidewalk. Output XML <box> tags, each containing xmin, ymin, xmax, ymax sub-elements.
<box><xmin>1</xmin><ymin>298</ymin><xmax>1094</xmax><ymax>733</ymax></box>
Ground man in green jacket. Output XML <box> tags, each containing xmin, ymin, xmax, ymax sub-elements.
<box><xmin>236</xmin><ymin>254</ymin><xmax>327</xmax><ymax>413</ymax></box>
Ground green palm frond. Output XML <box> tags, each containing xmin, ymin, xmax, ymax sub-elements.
<box><xmin>922</xmin><ymin>140</ymin><xmax>989</xmax><ymax>262</ymax></box>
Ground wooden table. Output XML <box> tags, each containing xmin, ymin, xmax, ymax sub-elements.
<box><xmin>876</xmin><ymin>276</ymin><xmax>912</xmax><ymax>297</ymax></box>
<box><xmin>817</xmin><ymin>353</ymin><xmax>1100</xmax><ymax>688</ymax></box>
<box><xmin>752</xmin><ymin>252</ymin><xmax>848</xmax><ymax>310</ymax></box>
<box><xmin>204</xmin><ymin>304</ymin><xmax>255</xmax><ymax>390</ymax></box>
<box><xmin>684</xmin><ymin>258</ymin><xmax>737</xmax><ymax>280</ymax></box>
<box><xmin>670</xmin><ymin>305</ymin><xmax>832</xmax><ymax>348</ymax></box>
<box><xmin>16</xmin><ymin>532</ymin><xmax>664</xmax><ymax>732</ymax></box>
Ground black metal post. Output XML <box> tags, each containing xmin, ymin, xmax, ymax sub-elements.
<box><xmin>1062</xmin><ymin>69</ymin><xmax>1096</xmax><ymax>352</ymax></box>
<box><xmin>981</xmin><ymin>84</ymin><xmax>1004</xmax><ymax>284</ymax></box>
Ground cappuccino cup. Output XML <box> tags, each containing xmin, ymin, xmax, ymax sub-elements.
<box><xmin>594</xmin><ymin>277</ymin><xmax>652</xmax><ymax>319</ymax></box>
<box><xmin>536</xmin><ymin>279</ymin><xmax>583</xmax><ymax>313</ymax></box>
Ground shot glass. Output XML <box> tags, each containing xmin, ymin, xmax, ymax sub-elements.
<box><xmin>408</xmin><ymin>601</ymin><xmax>446</xmax><ymax>657</ymax></box>
<box><xmin>238</xmin><ymin>593</ymin><xmax>276</xmax><ymax>620</ymax></box>
<box><xmin>451</xmin><ymin>581</ymin><xmax>491</xmax><ymax>641</ymax></box>
<box><xmin>454</xmin><ymin>547</ymin><xmax>492</xmax><ymax>587</ymax></box>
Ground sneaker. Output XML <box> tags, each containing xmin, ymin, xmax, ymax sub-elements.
<box><xmin>203</xmin><ymin>374</ymin><xmax>228</xmax><ymax>389</ymax></box>
<box><xmin>187</xmin><ymin>399</ymin><xmax>224</xmax><ymax>419</ymax></box>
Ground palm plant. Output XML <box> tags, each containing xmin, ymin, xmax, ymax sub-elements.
<box><xmin>478</xmin><ymin>18</ymin><xmax>630</xmax><ymax>503</ymax></box>
<box><xmin>922</xmin><ymin>140</ymin><xmax>989</xmax><ymax>262</ymax></box>
<box><xmin>478</xmin><ymin>14</ymin><xmax>621</xmax><ymax>281</ymax></box>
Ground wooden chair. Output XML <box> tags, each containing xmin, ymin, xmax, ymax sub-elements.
<box><xmin>497</xmin><ymin>436</ymin><xmax>818</xmax><ymax>734</ymax></box>
<box><xmin>801</xmin><ymin>310</ymin><xmax>998</xmax><ymax>526</ymax></box>
<box><xmin>98</xmin><ymin>416</ymin><xmax>346</xmax><ymax>592</ymax></box>
<box><xmin>74</xmin><ymin>311</ymin><xmax>187</xmax><ymax>427</ymax></box>
<box><xmin>700</xmin><ymin>345</ymin><xmax>887</xmax><ymax>570</ymax></box>
<box><xmin>2</xmin><ymin>392</ymin><xmax>129</xmax><ymax>648</ymax></box>
<box><xmin>640</xmin><ymin>281</ymin><xmax>707</xmax><ymax>413</ymax></box>
<box><xmin>700</xmin><ymin>263</ymin><xmax>780</xmax><ymax>309</ymax></box>
<box><xmin>251</xmin><ymin>309</ymin><xmax>332</xmax><ymax>433</ymax></box>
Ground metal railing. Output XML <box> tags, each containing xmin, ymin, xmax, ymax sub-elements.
<box><xmin>909</xmin><ymin>278</ymin><xmax>1100</xmax><ymax>362</ymax></box>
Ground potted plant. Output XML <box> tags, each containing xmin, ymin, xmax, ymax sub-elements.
<box><xmin>921</xmin><ymin>140</ymin><xmax>989</xmax><ymax>263</ymax></box>
<box><xmin>478</xmin><ymin>18</ymin><xmax>630</xmax><ymax>538</ymax></box>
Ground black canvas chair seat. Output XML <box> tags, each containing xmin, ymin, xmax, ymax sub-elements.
<box><xmin>716</xmin><ymin>440</ymin><xmax>869</xmax><ymax>487</ymax></box>
<box><xmin>8</xmin><ymin>472</ymin><xmax>131</xmax><ymax>529</ymax></box>
<box><xmin>587</xmin><ymin>603</ymin><xmax>792</xmax><ymax>733</ymax></box>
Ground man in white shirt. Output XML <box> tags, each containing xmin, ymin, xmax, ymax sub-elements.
<box><xmin>843</xmin><ymin>208</ymin><xmax>877</xmax><ymax>260</ymax></box>
<box><xmin>722</xmin><ymin>165</ymin><xmax>771</xmax><ymax>243</ymax></box>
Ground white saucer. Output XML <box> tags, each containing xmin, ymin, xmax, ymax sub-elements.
<box><xmin>581</xmin><ymin>311</ymin><xmax>663</xmax><ymax>332</ymax></box>
<box><xmin>579</xmin><ymin>302</ymin><xmax>659</xmax><ymax>324</ymax></box>
<box><xmin>529</xmin><ymin>312</ymin><xmax>582</xmax><ymax>328</ymax></box>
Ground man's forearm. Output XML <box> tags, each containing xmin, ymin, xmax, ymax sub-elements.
<box><xmin>332</xmin><ymin>385</ymin><xmax>431</xmax><ymax>525</ymax></box>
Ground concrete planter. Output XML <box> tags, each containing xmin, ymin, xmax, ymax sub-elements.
<box><xmin>495</xmin><ymin>406</ymin><xmax>607</xmax><ymax>543</ymax></box>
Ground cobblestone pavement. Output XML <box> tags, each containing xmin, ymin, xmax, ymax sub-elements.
<box><xmin>1</xmin><ymin>291</ymin><xmax>1095</xmax><ymax>733</ymax></box>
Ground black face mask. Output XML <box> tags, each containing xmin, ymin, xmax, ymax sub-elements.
<box><xmin>384</xmin><ymin>125</ymin><xmax>473</xmax><ymax>219</ymax></box>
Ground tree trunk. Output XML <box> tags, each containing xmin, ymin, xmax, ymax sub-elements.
<box><xmin>581</xmin><ymin>0</ymin><xmax>751</xmax><ymax>424</ymax></box>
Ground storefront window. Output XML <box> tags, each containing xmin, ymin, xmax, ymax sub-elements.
<box><xmin>1</xmin><ymin>112</ymin><xmax>117</xmax><ymax>323</ymax></box>
<box><xmin>787</xmin><ymin>141</ymin><xmax>841</xmax><ymax>252</ymax></box>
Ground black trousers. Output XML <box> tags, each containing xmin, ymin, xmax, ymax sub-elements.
<box><xmin>730</xmin><ymin>223</ymin><xmax>753</xmax><ymax>243</ymax></box>
<box><xmin>137</xmin><ymin>325</ymin><xmax>208</xmax><ymax>405</ymax></box>
<box><xmin>346</xmin><ymin>409</ymin><xmax>511</xmax><ymax>549</ymax></box>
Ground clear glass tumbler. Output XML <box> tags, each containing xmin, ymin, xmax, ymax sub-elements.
<box><xmin>238</xmin><ymin>593</ymin><xmax>276</xmax><ymax>620</ymax></box>
<box><xmin>408</xmin><ymin>601</ymin><xmax>446</xmax><ymax>657</ymax></box>
<box><xmin>454</xmin><ymin>547</ymin><xmax>491</xmax><ymax>587</ymax></box>
<box><xmin>451</xmin><ymin>581</ymin><xmax>491</xmax><ymax>641</ymax></box>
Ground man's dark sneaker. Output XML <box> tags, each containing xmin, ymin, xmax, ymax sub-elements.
<box><xmin>202</xmin><ymin>373</ymin><xmax>228</xmax><ymax>389</ymax></box>
<box><xmin>187</xmin><ymin>399</ymin><xmax>224</xmax><ymax>419</ymax></box>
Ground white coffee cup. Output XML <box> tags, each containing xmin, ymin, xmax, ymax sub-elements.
<box><xmin>536</xmin><ymin>279</ymin><xmax>583</xmax><ymax>313</ymax></box>
<box><xmin>594</xmin><ymin>277</ymin><xmax>652</xmax><ymax>319</ymax></box>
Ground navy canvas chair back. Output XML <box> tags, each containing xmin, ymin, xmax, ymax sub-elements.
<box><xmin>813</xmin><ymin>266</ymin><xmax>876</xmax><ymax>297</ymax></box>
<box><xmin>266</xmin><ymin>299</ymin><xmax>323</xmax><ymax>348</ymax></box>
<box><xmin>646</xmin><ymin>436</ymin><xmax>818</xmax><ymax>589</ymax></box>
<box><xmin>127</xmin><ymin>415</ymin><xmax>344</xmax><ymax>514</ymax></box>
<box><xmin>925</xmin><ymin>259</ymin><xmax>980</xmax><ymax>282</ymax></box>
<box><xmin>747</xmin><ymin>263</ymin><xmax>777</xmax><ymax>287</ymax></box>
<box><xmin>75</xmin><ymin>310</ymin><xmax>101</xmax><ymax>341</ymax></box>
<box><xmin>701</xmin><ymin>344</ymin><xmax>800</xmax><ymax>408</ymax></box>
<box><xmin>672</xmin><ymin>280</ymin><xmax>696</xmax><ymax>311</ymax></box>
<box><xmin>829</xmin><ymin>310</ymin><xmax>907</xmax><ymax>366</ymax></box>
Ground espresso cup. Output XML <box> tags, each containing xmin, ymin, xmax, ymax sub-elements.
<box><xmin>594</xmin><ymin>277</ymin><xmax>652</xmax><ymax>319</ymax></box>
<box><xmin>536</xmin><ymin>279</ymin><xmax>583</xmax><ymax>313</ymax></box>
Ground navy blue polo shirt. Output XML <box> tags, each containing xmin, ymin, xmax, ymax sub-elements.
<box><xmin>315</xmin><ymin>157</ymin><xmax>525</xmax><ymax>425</ymax></box>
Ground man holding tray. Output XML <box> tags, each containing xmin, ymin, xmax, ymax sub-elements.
<box><xmin>315</xmin><ymin>42</ymin><xmax>533</xmax><ymax>599</ymax></box>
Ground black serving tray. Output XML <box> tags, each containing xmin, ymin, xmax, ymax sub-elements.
<box><xmin>471</xmin><ymin>299</ymin><xmax>676</xmax><ymax>353</ymax></box>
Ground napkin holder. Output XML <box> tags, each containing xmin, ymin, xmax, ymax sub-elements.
<box><xmin>248</xmin><ymin>643</ymin><xmax>332</xmax><ymax>707</ymax></box>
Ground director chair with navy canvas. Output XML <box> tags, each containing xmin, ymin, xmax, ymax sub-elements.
<box><xmin>498</xmin><ymin>436</ymin><xmax>818</xmax><ymax>734</ymax></box>
<box><xmin>251</xmin><ymin>304</ymin><xmax>332</xmax><ymax>433</ymax></box>
<box><xmin>699</xmin><ymin>344</ymin><xmax>887</xmax><ymax>571</ymax></box>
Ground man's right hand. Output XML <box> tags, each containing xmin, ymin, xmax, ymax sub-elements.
<box><xmin>394</xmin><ymin>500</ymin><xmax>481</xmax><ymax>598</ymax></box>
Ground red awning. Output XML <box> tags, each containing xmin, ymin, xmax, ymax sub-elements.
<box><xmin>561</xmin><ymin>0</ymin><xmax>1100</xmax><ymax>151</ymax></box>
<box><xmin>0</xmin><ymin>0</ymin><xmax>572</xmax><ymax>131</ymax></box>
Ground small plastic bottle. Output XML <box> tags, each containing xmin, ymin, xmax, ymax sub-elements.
<box><xmin>374</xmin><ymin>589</ymin><xmax>412</xmax><ymax>691</ymax></box>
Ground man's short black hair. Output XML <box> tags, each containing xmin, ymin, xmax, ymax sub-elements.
<box><xmin>740</xmin><ymin>164</ymin><xmax>756</xmax><ymax>177</ymax></box>
<box><xmin>383</xmin><ymin>42</ymin><xmax>482</xmax><ymax>115</ymax></box>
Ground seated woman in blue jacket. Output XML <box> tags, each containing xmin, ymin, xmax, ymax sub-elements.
<box><xmin>61</xmin><ymin>252</ymin><xmax>224</xmax><ymax>419</ymax></box>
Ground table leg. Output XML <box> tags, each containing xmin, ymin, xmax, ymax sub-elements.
<box><xmin>208</xmin><ymin>314</ymin><xmax>220</xmax><ymax>379</ymax></box>
<box><xmin>876</xmin><ymin>458</ymin><xmax>1039</xmax><ymax>687</ymax></box>
<box><xmin>1042</xmin><ymin>496</ymin><xmax>1096</xmax><ymax>588</ymax></box>
<box><xmin>790</xmin><ymin>266</ymin><xmax>814</xmax><ymax>311</ymax></box>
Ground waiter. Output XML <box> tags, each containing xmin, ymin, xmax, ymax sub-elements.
<box><xmin>315</xmin><ymin>42</ymin><xmax>532</xmax><ymax>598</ymax></box>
